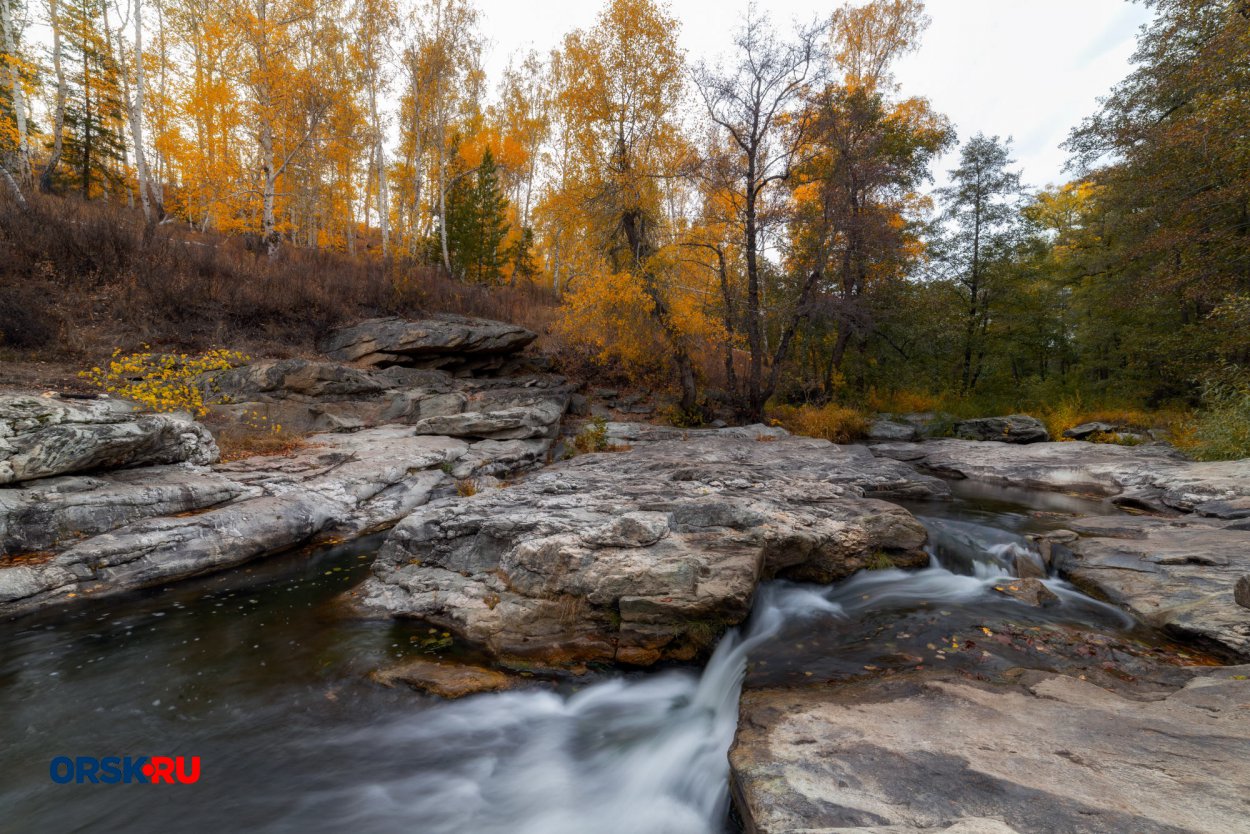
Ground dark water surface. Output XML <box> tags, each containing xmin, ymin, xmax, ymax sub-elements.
<box><xmin>0</xmin><ymin>484</ymin><xmax>1217</xmax><ymax>834</ymax></box>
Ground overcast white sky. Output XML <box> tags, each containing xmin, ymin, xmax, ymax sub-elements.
<box><xmin>479</xmin><ymin>0</ymin><xmax>1154</xmax><ymax>191</ymax></box>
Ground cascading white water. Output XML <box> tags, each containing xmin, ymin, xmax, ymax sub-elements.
<box><xmin>297</xmin><ymin>582</ymin><xmax>845</xmax><ymax>834</ymax></box>
<box><xmin>288</xmin><ymin>516</ymin><xmax>1134</xmax><ymax>834</ymax></box>
<box><xmin>0</xmin><ymin>500</ymin><xmax>1145</xmax><ymax>833</ymax></box>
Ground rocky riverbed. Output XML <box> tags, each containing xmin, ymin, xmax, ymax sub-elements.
<box><xmin>2</xmin><ymin>315</ymin><xmax>1249</xmax><ymax>833</ymax></box>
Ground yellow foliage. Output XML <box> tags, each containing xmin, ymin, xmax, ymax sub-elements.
<box><xmin>80</xmin><ymin>347</ymin><xmax>249</xmax><ymax>416</ymax></box>
<box><xmin>771</xmin><ymin>403</ymin><xmax>870</xmax><ymax>444</ymax></box>
<box><xmin>555</xmin><ymin>269</ymin><xmax>663</xmax><ymax>374</ymax></box>
<box><xmin>1036</xmin><ymin>398</ymin><xmax>1171</xmax><ymax>443</ymax></box>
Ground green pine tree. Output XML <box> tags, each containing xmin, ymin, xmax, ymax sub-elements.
<box><xmin>59</xmin><ymin>0</ymin><xmax>126</xmax><ymax>198</ymax></box>
<box><xmin>446</xmin><ymin>147</ymin><xmax>510</xmax><ymax>283</ymax></box>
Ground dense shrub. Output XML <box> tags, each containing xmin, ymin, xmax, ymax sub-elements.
<box><xmin>1185</xmin><ymin>368</ymin><xmax>1250</xmax><ymax>461</ymax></box>
<box><xmin>771</xmin><ymin>403</ymin><xmax>870</xmax><ymax>444</ymax></box>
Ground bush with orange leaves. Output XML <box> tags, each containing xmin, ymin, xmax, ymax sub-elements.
<box><xmin>771</xmin><ymin>403</ymin><xmax>870</xmax><ymax>444</ymax></box>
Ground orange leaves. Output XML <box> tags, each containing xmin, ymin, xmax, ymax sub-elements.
<box><xmin>555</xmin><ymin>269</ymin><xmax>661</xmax><ymax>374</ymax></box>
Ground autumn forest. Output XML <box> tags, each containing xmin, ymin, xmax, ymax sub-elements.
<box><xmin>1</xmin><ymin>0</ymin><xmax>1248</xmax><ymax>456</ymax></box>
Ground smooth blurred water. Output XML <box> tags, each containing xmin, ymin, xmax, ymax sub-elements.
<box><xmin>0</xmin><ymin>485</ymin><xmax>1188</xmax><ymax>834</ymax></box>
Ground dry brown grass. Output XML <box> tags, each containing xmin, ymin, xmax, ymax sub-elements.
<box><xmin>0</xmin><ymin>193</ymin><xmax>559</xmax><ymax>371</ymax></box>
<box><xmin>865</xmin><ymin>388</ymin><xmax>940</xmax><ymax>414</ymax></box>
<box><xmin>1037</xmin><ymin>400</ymin><xmax>1187</xmax><ymax>443</ymax></box>
<box><xmin>770</xmin><ymin>403</ymin><xmax>870</xmax><ymax>444</ymax></box>
<box><xmin>213</xmin><ymin>424</ymin><xmax>310</xmax><ymax>462</ymax></box>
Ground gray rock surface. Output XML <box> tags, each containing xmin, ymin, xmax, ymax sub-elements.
<box><xmin>202</xmin><ymin>358</ymin><xmax>572</xmax><ymax>440</ymax></box>
<box><xmin>1044</xmin><ymin>515</ymin><xmax>1250</xmax><ymax>659</ymax></box>
<box><xmin>1062</xmin><ymin>421</ymin><xmax>1119</xmax><ymax>440</ymax></box>
<box><xmin>351</xmin><ymin>434</ymin><xmax>945</xmax><ymax>667</ymax></box>
<box><xmin>867</xmin><ymin>419</ymin><xmax>920</xmax><ymax>442</ymax></box>
<box><xmin>412</xmin><ymin>396</ymin><xmax>567</xmax><ymax>441</ymax></box>
<box><xmin>318</xmin><ymin>315</ymin><xmax>537</xmax><ymax>373</ymax></box>
<box><xmin>732</xmin><ymin>667</ymin><xmax>1250</xmax><ymax>834</ymax></box>
<box><xmin>603</xmin><ymin>421</ymin><xmax>790</xmax><ymax>445</ymax></box>
<box><xmin>205</xmin><ymin>358</ymin><xmax>386</xmax><ymax>401</ymax></box>
<box><xmin>0</xmin><ymin>422</ymin><xmax>564</xmax><ymax>616</ymax></box>
<box><xmin>1237</xmin><ymin>576</ymin><xmax>1250</xmax><ymax>610</ymax></box>
<box><xmin>0</xmin><ymin>429</ymin><xmax>462</xmax><ymax>614</ymax></box>
<box><xmin>0</xmin><ymin>467</ymin><xmax>243</xmax><ymax>554</ymax></box>
<box><xmin>0</xmin><ymin>394</ymin><xmax>218</xmax><ymax>485</ymax></box>
<box><xmin>873</xmin><ymin>438</ymin><xmax>1250</xmax><ymax>517</ymax></box>
<box><xmin>995</xmin><ymin>577</ymin><xmax>1059</xmax><ymax>607</ymax></box>
<box><xmin>953</xmin><ymin>414</ymin><xmax>1050</xmax><ymax>444</ymax></box>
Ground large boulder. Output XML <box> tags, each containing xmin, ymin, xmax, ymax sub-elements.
<box><xmin>0</xmin><ymin>394</ymin><xmax>218</xmax><ymax>485</ymax></box>
<box><xmin>867</xmin><ymin>418</ymin><xmax>920</xmax><ymax>442</ymax></box>
<box><xmin>318</xmin><ymin>315</ymin><xmax>537</xmax><ymax>374</ymax></box>
<box><xmin>1043</xmin><ymin>515</ymin><xmax>1250</xmax><ymax>659</ymax></box>
<box><xmin>0</xmin><ymin>428</ymin><xmax>458</xmax><ymax>613</ymax></box>
<box><xmin>201</xmin><ymin>358</ymin><xmax>572</xmax><ymax>439</ymax></box>
<box><xmin>204</xmin><ymin>358</ymin><xmax>387</xmax><ymax>401</ymax></box>
<box><xmin>953</xmin><ymin>414</ymin><xmax>1050</xmax><ymax>444</ymax></box>
<box><xmin>0</xmin><ymin>421</ymin><xmax>564</xmax><ymax>616</ymax></box>
<box><xmin>0</xmin><ymin>467</ymin><xmax>244</xmax><ymax>555</ymax></box>
<box><xmin>731</xmin><ymin>667</ymin><xmax>1250</xmax><ymax>834</ymax></box>
<box><xmin>350</xmin><ymin>432</ymin><xmax>943</xmax><ymax>667</ymax></box>
<box><xmin>872</xmin><ymin>438</ymin><xmax>1250</xmax><ymax>517</ymax></box>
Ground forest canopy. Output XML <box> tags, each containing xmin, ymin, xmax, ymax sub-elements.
<box><xmin>2</xmin><ymin>0</ymin><xmax>1248</xmax><ymax>436</ymax></box>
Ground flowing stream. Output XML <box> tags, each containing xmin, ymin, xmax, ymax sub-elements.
<box><xmin>0</xmin><ymin>482</ymin><xmax>1209</xmax><ymax>833</ymax></box>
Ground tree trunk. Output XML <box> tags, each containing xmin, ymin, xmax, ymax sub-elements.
<box><xmin>1</xmin><ymin>164</ymin><xmax>26</xmax><ymax>205</ymax></box>
<box><xmin>369</xmin><ymin>85</ymin><xmax>389</xmax><ymax>257</ymax></box>
<box><xmin>125</xmin><ymin>0</ymin><xmax>157</xmax><ymax>240</ymax></box>
<box><xmin>0</xmin><ymin>0</ymin><xmax>31</xmax><ymax>184</ymax></box>
<box><xmin>743</xmin><ymin>153</ymin><xmax>764</xmax><ymax>420</ymax></box>
<box><xmin>622</xmin><ymin>208</ymin><xmax>698</xmax><ymax>412</ymax></box>
<box><xmin>437</xmin><ymin>145</ymin><xmax>452</xmax><ymax>274</ymax></box>
<box><xmin>41</xmin><ymin>0</ymin><xmax>69</xmax><ymax>191</ymax></box>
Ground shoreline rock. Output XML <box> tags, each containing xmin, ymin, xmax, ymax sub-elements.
<box><xmin>872</xmin><ymin>438</ymin><xmax>1250</xmax><ymax>517</ymax></box>
<box><xmin>0</xmin><ymin>394</ymin><xmax>217</xmax><ymax>485</ymax></box>
<box><xmin>0</xmin><ymin>326</ymin><xmax>572</xmax><ymax>618</ymax></box>
<box><xmin>953</xmin><ymin>414</ymin><xmax>1050</xmax><ymax>444</ymax></box>
<box><xmin>370</xmin><ymin>658</ymin><xmax>520</xmax><ymax>698</ymax></box>
<box><xmin>731</xmin><ymin>667</ymin><xmax>1250</xmax><ymax>834</ymax></box>
<box><xmin>1044</xmin><ymin>515</ymin><xmax>1250</xmax><ymax>659</ymax></box>
<box><xmin>349</xmin><ymin>432</ymin><xmax>945</xmax><ymax>667</ymax></box>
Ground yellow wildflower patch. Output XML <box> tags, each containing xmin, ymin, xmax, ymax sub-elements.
<box><xmin>79</xmin><ymin>347</ymin><xmax>249</xmax><ymax>417</ymax></box>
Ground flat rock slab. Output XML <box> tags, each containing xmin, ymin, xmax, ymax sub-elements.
<box><xmin>318</xmin><ymin>315</ymin><xmax>537</xmax><ymax>373</ymax></box>
<box><xmin>1046</xmin><ymin>515</ymin><xmax>1250</xmax><ymax>659</ymax></box>
<box><xmin>0</xmin><ymin>422</ymin><xmax>561</xmax><ymax>617</ymax></box>
<box><xmin>732</xmin><ymin>667</ymin><xmax>1250</xmax><ymax>834</ymax></box>
<box><xmin>0</xmin><ymin>394</ymin><xmax>218</xmax><ymax>485</ymax></box>
<box><xmin>370</xmin><ymin>658</ymin><xmax>518</xmax><ymax>698</ymax></box>
<box><xmin>351</xmin><ymin>433</ymin><xmax>945</xmax><ymax>667</ymax></box>
<box><xmin>873</xmin><ymin>439</ymin><xmax>1250</xmax><ymax>517</ymax></box>
<box><xmin>203</xmin><ymin>358</ymin><xmax>571</xmax><ymax>440</ymax></box>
